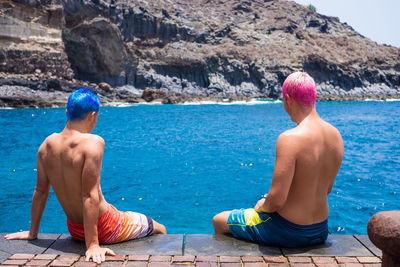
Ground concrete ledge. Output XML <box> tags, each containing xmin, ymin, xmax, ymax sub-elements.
<box><xmin>43</xmin><ymin>234</ymin><xmax>184</xmax><ymax>256</ymax></box>
<box><xmin>0</xmin><ymin>233</ymin><xmax>61</xmax><ymax>259</ymax></box>
<box><xmin>282</xmin><ymin>235</ymin><xmax>374</xmax><ymax>257</ymax></box>
<box><xmin>185</xmin><ymin>234</ymin><xmax>281</xmax><ymax>256</ymax></box>
<box><xmin>0</xmin><ymin>233</ymin><xmax>381</xmax><ymax>261</ymax></box>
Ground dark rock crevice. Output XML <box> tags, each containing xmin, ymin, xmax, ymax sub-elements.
<box><xmin>62</xmin><ymin>17</ymin><xmax>136</xmax><ymax>86</ymax></box>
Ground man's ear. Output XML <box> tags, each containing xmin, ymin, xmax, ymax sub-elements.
<box><xmin>285</xmin><ymin>94</ymin><xmax>294</xmax><ymax>106</ymax></box>
<box><xmin>65</xmin><ymin>109</ymin><xmax>68</xmax><ymax>118</ymax></box>
<box><xmin>88</xmin><ymin>111</ymin><xmax>96</xmax><ymax>122</ymax></box>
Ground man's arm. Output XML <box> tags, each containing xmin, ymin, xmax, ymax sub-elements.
<box><xmin>327</xmin><ymin>129</ymin><xmax>344</xmax><ymax>195</ymax></box>
<box><xmin>5</xmin><ymin>143</ymin><xmax>50</xmax><ymax>240</ymax></box>
<box><xmin>81</xmin><ymin>136</ymin><xmax>114</xmax><ymax>263</ymax></box>
<box><xmin>255</xmin><ymin>133</ymin><xmax>297</xmax><ymax>213</ymax></box>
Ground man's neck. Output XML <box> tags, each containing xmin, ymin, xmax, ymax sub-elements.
<box><xmin>64</xmin><ymin>120</ymin><xmax>91</xmax><ymax>134</ymax></box>
<box><xmin>293</xmin><ymin>105</ymin><xmax>318</xmax><ymax>125</ymax></box>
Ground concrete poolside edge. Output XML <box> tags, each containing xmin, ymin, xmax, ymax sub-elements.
<box><xmin>0</xmin><ymin>234</ymin><xmax>382</xmax><ymax>266</ymax></box>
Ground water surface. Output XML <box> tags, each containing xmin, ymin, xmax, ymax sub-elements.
<box><xmin>0</xmin><ymin>101</ymin><xmax>399</xmax><ymax>234</ymax></box>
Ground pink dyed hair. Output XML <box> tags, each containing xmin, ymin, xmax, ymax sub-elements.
<box><xmin>282</xmin><ymin>72</ymin><xmax>316</xmax><ymax>106</ymax></box>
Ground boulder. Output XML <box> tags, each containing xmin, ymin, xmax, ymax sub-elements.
<box><xmin>162</xmin><ymin>93</ymin><xmax>186</xmax><ymax>104</ymax></box>
<box><xmin>368</xmin><ymin>211</ymin><xmax>400</xmax><ymax>266</ymax></box>
<box><xmin>98</xmin><ymin>82</ymin><xmax>113</xmax><ymax>93</ymax></box>
<box><xmin>141</xmin><ymin>87</ymin><xmax>166</xmax><ymax>102</ymax></box>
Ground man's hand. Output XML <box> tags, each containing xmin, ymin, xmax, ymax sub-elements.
<box><xmin>254</xmin><ymin>198</ymin><xmax>267</xmax><ymax>213</ymax></box>
<box><xmin>85</xmin><ymin>244</ymin><xmax>115</xmax><ymax>264</ymax></box>
<box><xmin>4</xmin><ymin>231</ymin><xmax>37</xmax><ymax>240</ymax></box>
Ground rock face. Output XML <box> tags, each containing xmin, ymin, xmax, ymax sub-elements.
<box><xmin>0</xmin><ymin>0</ymin><xmax>399</xmax><ymax>107</ymax></box>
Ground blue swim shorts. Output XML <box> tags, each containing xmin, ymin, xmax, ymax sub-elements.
<box><xmin>227</xmin><ymin>209</ymin><xmax>328</xmax><ymax>247</ymax></box>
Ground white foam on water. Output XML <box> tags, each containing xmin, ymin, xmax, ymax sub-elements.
<box><xmin>103</xmin><ymin>99</ymin><xmax>282</xmax><ymax>106</ymax></box>
<box><xmin>364</xmin><ymin>99</ymin><xmax>384</xmax><ymax>102</ymax></box>
<box><xmin>1</xmin><ymin>99</ymin><xmax>282</xmax><ymax>108</ymax></box>
<box><xmin>140</xmin><ymin>101</ymin><xmax>163</xmax><ymax>105</ymax></box>
<box><xmin>103</xmin><ymin>101</ymin><xmax>163</xmax><ymax>107</ymax></box>
<box><xmin>180</xmin><ymin>99</ymin><xmax>282</xmax><ymax>106</ymax></box>
<box><xmin>364</xmin><ymin>98</ymin><xmax>400</xmax><ymax>102</ymax></box>
<box><xmin>102</xmin><ymin>102</ymin><xmax>138</xmax><ymax>107</ymax></box>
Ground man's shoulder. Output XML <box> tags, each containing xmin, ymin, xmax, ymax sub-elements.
<box><xmin>278</xmin><ymin>128</ymin><xmax>302</xmax><ymax>141</ymax></box>
<box><xmin>81</xmin><ymin>133</ymin><xmax>105</xmax><ymax>145</ymax></box>
<box><xmin>276</xmin><ymin>127</ymin><xmax>312</xmax><ymax>153</ymax></box>
<box><xmin>276</xmin><ymin>129</ymin><xmax>302</xmax><ymax>149</ymax></box>
<box><xmin>280</xmin><ymin>119</ymin><xmax>342</xmax><ymax>148</ymax></box>
<box><xmin>38</xmin><ymin>133</ymin><xmax>58</xmax><ymax>153</ymax></box>
<box><xmin>323</xmin><ymin>120</ymin><xmax>342</xmax><ymax>137</ymax></box>
<box><xmin>44</xmin><ymin>133</ymin><xmax>59</xmax><ymax>143</ymax></box>
<box><xmin>80</xmin><ymin>134</ymin><xmax>105</xmax><ymax>155</ymax></box>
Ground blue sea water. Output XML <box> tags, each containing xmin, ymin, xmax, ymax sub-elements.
<box><xmin>0</xmin><ymin>101</ymin><xmax>399</xmax><ymax>235</ymax></box>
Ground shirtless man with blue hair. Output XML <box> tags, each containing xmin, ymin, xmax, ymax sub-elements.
<box><xmin>5</xmin><ymin>88</ymin><xmax>166</xmax><ymax>263</ymax></box>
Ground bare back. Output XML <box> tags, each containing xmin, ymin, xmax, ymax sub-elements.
<box><xmin>39</xmin><ymin>130</ymin><xmax>108</xmax><ymax>223</ymax></box>
<box><xmin>277</xmin><ymin>115</ymin><xmax>343</xmax><ymax>225</ymax></box>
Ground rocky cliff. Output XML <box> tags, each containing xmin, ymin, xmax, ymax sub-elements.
<box><xmin>0</xmin><ymin>0</ymin><xmax>399</xmax><ymax>107</ymax></box>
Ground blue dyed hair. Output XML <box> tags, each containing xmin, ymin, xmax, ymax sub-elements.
<box><xmin>67</xmin><ymin>88</ymin><xmax>100</xmax><ymax>121</ymax></box>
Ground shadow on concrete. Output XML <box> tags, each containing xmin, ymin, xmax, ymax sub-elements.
<box><xmin>45</xmin><ymin>234</ymin><xmax>184</xmax><ymax>256</ymax></box>
<box><xmin>185</xmin><ymin>234</ymin><xmax>281</xmax><ymax>256</ymax></box>
<box><xmin>282</xmin><ymin>235</ymin><xmax>374</xmax><ymax>256</ymax></box>
<box><xmin>0</xmin><ymin>233</ymin><xmax>61</xmax><ymax>255</ymax></box>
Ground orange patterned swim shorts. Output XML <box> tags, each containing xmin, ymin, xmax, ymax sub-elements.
<box><xmin>67</xmin><ymin>204</ymin><xmax>154</xmax><ymax>244</ymax></box>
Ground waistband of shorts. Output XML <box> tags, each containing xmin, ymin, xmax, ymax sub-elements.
<box><xmin>269</xmin><ymin>212</ymin><xmax>328</xmax><ymax>233</ymax></box>
<box><xmin>67</xmin><ymin>204</ymin><xmax>114</xmax><ymax>226</ymax></box>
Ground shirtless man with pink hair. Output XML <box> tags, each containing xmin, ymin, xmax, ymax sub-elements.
<box><xmin>213</xmin><ymin>72</ymin><xmax>344</xmax><ymax>247</ymax></box>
